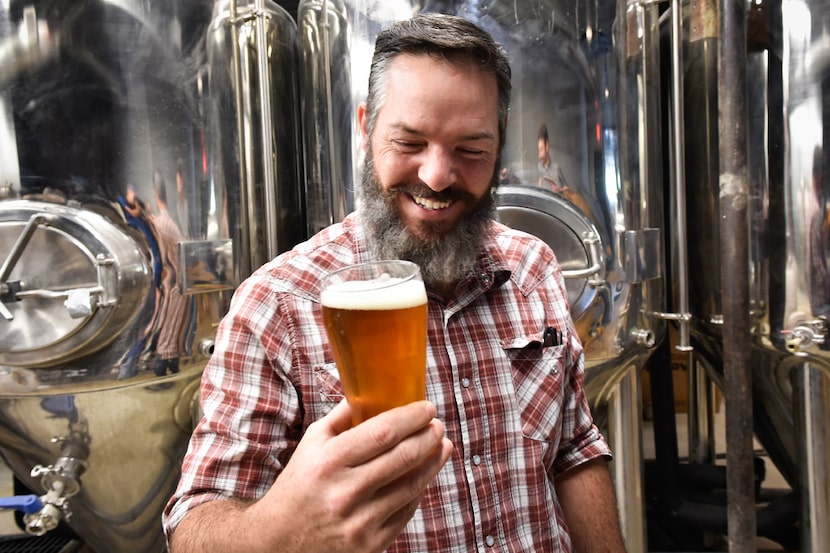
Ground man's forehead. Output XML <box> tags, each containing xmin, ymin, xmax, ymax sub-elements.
<box><xmin>381</xmin><ymin>54</ymin><xmax>498</xmax><ymax>103</ymax></box>
<box><xmin>385</xmin><ymin>51</ymin><xmax>483</xmax><ymax>74</ymax></box>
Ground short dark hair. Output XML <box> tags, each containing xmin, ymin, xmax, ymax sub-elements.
<box><xmin>364</xmin><ymin>13</ymin><xmax>512</xmax><ymax>149</ymax></box>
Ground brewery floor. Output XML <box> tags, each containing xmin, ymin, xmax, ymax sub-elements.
<box><xmin>0</xmin><ymin>409</ymin><xmax>791</xmax><ymax>552</ymax></box>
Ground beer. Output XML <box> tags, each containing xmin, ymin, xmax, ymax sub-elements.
<box><xmin>320</xmin><ymin>261</ymin><xmax>428</xmax><ymax>425</ymax></box>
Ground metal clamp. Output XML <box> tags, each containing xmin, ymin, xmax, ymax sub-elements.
<box><xmin>24</xmin><ymin>428</ymin><xmax>89</xmax><ymax>537</ymax></box>
<box><xmin>783</xmin><ymin>318</ymin><xmax>828</xmax><ymax>354</ymax></box>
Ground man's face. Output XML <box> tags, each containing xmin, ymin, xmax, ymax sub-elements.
<box><xmin>538</xmin><ymin>137</ymin><xmax>549</xmax><ymax>163</ymax></box>
<box><xmin>359</xmin><ymin>54</ymin><xmax>500</xmax><ymax>239</ymax></box>
<box><xmin>356</xmin><ymin>54</ymin><xmax>501</xmax><ymax>285</ymax></box>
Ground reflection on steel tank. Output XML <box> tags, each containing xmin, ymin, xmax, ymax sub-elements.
<box><xmin>298</xmin><ymin>0</ymin><xmax>665</xmax><ymax>427</ymax></box>
<box><xmin>0</xmin><ymin>0</ymin><xmax>304</xmax><ymax>551</ymax></box>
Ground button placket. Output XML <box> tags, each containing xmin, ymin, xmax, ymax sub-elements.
<box><xmin>443</xmin><ymin>304</ymin><xmax>506</xmax><ymax>553</ymax></box>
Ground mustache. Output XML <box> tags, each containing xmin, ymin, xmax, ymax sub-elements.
<box><xmin>388</xmin><ymin>182</ymin><xmax>474</xmax><ymax>204</ymax></box>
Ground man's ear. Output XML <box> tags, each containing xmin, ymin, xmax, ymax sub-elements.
<box><xmin>357</xmin><ymin>102</ymin><xmax>369</xmax><ymax>152</ymax></box>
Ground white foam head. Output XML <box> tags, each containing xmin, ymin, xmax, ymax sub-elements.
<box><xmin>321</xmin><ymin>274</ymin><xmax>427</xmax><ymax>310</ymax></box>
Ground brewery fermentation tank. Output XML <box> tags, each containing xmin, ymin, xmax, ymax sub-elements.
<box><xmin>298</xmin><ymin>0</ymin><xmax>666</xmax><ymax>548</ymax></box>
<box><xmin>0</xmin><ymin>0</ymin><xmax>304</xmax><ymax>551</ymax></box>
<box><xmin>674</xmin><ymin>0</ymin><xmax>830</xmax><ymax>548</ymax></box>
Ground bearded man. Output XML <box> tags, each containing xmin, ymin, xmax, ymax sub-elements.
<box><xmin>163</xmin><ymin>13</ymin><xmax>626</xmax><ymax>553</ymax></box>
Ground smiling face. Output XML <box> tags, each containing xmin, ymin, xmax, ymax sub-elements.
<box><xmin>356</xmin><ymin>54</ymin><xmax>502</xmax><ymax>286</ymax></box>
<box><xmin>359</xmin><ymin>53</ymin><xmax>500</xmax><ymax>237</ymax></box>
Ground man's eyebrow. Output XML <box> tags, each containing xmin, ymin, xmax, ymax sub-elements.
<box><xmin>460</xmin><ymin>131</ymin><xmax>498</xmax><ymax>142</ymax></box>
<box><xmin>388</xmin><ymin>122</ymin><xmax>422</xmax><ymax>135</ymax></box>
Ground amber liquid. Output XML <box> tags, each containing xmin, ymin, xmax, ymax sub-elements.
<box><xmin>322</xmin><ymin>303</ymin><xmax>427</xmax><ymax>425</ymax></box>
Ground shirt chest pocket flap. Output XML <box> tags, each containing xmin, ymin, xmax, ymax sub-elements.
<box><xmin>501</xmin><ymin>333</ymin><xmax>567</xmax><ymax>442</ymax></box>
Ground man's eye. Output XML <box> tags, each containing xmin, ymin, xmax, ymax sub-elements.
<box><xmin>458</xmin><ymin>148</ymin><xmax>486</xmax><ymax>158</ymax></box>
<box><xmin>394</xmin><ymin>140</ymin><xmax>422</xmax><ymax>152</ymax></box>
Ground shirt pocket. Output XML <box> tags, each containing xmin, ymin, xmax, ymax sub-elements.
<box><xmin>502</xmin><ymin>335</ymin><xmax>566</xmax><ymax>443</ymax></box>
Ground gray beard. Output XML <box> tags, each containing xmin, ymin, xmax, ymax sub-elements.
<box><xmin>357</xmin><ymin>155</ymin><xmax>496</xmax><ymax>288</ymax></box>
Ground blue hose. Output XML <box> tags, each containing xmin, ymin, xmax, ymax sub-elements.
<box><xmin>0</xmin><ymin>494</ymin><xmax>43</xmax><ymax>514</ymax></box>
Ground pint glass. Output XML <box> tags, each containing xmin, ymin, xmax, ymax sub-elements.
<box><xmin>320</xmin><ymin>260</ymin><xmax>428</xmax><ymax>425</ymax></box>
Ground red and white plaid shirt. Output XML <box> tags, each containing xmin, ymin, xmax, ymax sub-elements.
<box><xmin>163</xmin><ymin>213</ymin><xmax>611</xmax><ymax>552</ymax></box>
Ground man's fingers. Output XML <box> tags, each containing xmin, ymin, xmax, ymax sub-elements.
<box><xmin>374</xmin><ymin>435</ymin><xmax>453</xmax><ymax>517</ymax></box>
<box><xmin>368</xmin><ymin>420</ymin><xmax>450</xmax><ymax>489</ymax></box>
<box><xmin>334</xmin><ymin>401</ymin><xmax>439</xmax><ymax>466</ymax></box>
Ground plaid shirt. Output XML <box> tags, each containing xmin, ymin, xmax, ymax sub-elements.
<box><xmin>163</xmin><ymin>213</ymin><xmax>611</xmax><ymax>552</ymax></box>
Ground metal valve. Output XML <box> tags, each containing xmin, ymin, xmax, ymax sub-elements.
<box><xmin>23</xmin><ymin>497</ymin><xmax>68</xmax><ymax>537</ymax></box>
<box><xmin>22</xmin><ymin>461</ymin><xmax>81</xmax><ymax>536</ymax></box>
<box><xmin>784</xmin><ymin>318</ymin><xmax>828</xmax><ymax>354</ymax></box>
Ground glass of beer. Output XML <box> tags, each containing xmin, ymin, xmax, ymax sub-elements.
<box><xmin>320</xmin><ymin>260</ymin><xmax>428</xmax><ymax>425</ymax></box>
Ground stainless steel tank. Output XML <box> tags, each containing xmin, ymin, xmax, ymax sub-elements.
<box><xmin>0</xmin><ymin>0</ymin><xmax>303</xmax><ymax>551</ymax></box>
<box><xmin>298</xmin><ymin>0</ymin><xmax>666</xmax><ymax>549</ymax></box>
<box><xmin>675</xmin><ymin>0</ymin><xmax>830</xmax><ymax>549</ymax></box>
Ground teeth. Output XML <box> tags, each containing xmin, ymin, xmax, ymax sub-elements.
<box><xmin>413</xmin><ymin>195</ymin><xmax>451</xmax><ymax>210</ymax></box>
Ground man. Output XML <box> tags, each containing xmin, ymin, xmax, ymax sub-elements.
<box><xmin>150</xmin><ymin>169</ymin><xmax>188</xmax><ymax>376</ymax></box>
<box><xmin>537</xmin><ymin>123</ymin><xmax>568</xmax><ymax>191</ymax></box>
<box><xmin>163</xmin><ymin>13</ymin><xmax>627</xmax><ymax>553</ymax></box>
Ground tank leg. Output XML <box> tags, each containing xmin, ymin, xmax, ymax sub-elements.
<box><xmin>797</xmin><ymin>364</ymin><xmax>830</xmax><ymax>553</ymax></box>
<box><xmin>608</xmin><ymin>366</ymin><xmax>647</xmax><ymax>553</ymax></box>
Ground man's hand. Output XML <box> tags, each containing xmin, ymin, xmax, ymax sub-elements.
<box><xmin>170</xmin><ymin>400</ymin><xmax>453</xmax><ymax>553</ymax></box>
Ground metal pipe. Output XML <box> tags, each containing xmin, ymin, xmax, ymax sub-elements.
<box><xmin>797</xmin><ymin>364</ymin><xmax>830</xmax><ymax>553</ymax></box>
<box><xmin>717</xmin><ymin>0</ymin><xmax>756</xmax><ymax>549</ymax></box>
<box><xmin>670</xmin><ymin>0</ymin><xmax>692</xmax><ymax>353</ymax></box>
<box><xmin>684</xmin><ymin>0</ymin><xmax>719</xmax><ymax>470</ymax></box>
<box><xmin>320</xmin><ymin>0</ymin><xmax>339</xmax><ymax>228</ymax></box>
<box><xmin>228</xmin><ymin>0</ymin><xmax>251</xmax><ymax>276</ymax></box>
<box><xmin>254</xmin><ymin>0</ymin><xmax>279</xmax><ymax>261</ymax></box>
<box><xmin>687</xmin><ymin>353</ymin><xmax>716</xmax><ymax>464</ymax></box>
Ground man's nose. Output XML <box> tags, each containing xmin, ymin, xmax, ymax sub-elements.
<box><xmin>418</xmin><ymin>147</ymin><xmax>456</xmax><ymax>192</ymax></box>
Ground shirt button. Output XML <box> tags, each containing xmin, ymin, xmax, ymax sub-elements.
<box><xmin>472</xmin><ymin>454</ymin><xmax>481</xmax><ymax>465</ymax></box>
<box><xmin>485</xmin><ymin>535</ymin><xmax>495</xmax><ymax>547</ymax></box>
<box><xmin>461</xmin><ymin>377</ymin><xmax>470</xmax><ymax>388</ymax></box>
